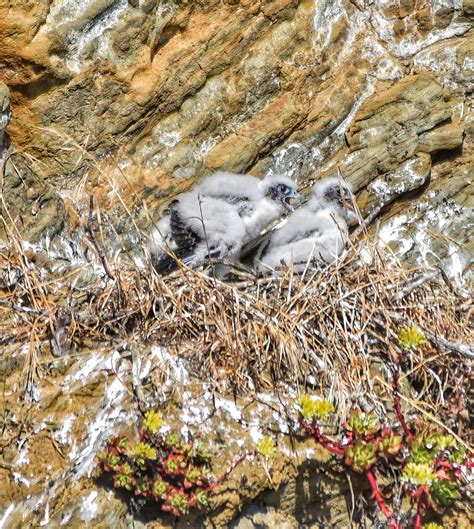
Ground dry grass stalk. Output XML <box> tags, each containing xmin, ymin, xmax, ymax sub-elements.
<box><xmin>0</xmin><ymin>138</ymin><xmax>471</xmax><ymax>444</ymax></box>
<box><xmin>0</xmin><ymin>227</ymin><xmax>472</xmax><ymax>444</ymax></box>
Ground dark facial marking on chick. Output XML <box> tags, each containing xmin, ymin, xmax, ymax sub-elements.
<box><xmin>325</xmin><ymin>185</ymin><xmax>351</xmax><ymax>207</ymax></box>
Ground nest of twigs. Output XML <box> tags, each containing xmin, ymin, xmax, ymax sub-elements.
<box><xmin>0</xmin><ymin>230</ymin><xmax>472</xmax><ymax>443</ymax></box>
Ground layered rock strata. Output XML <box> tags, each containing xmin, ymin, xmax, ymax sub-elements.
<box><xmin>1</xmin><ymin>1</ymin><xmax>472</xmax><ymax>282</ymax></box>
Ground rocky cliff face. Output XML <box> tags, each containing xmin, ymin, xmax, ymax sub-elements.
<box><xmin>0</xmin><ymin>2</ymin><xmax>473</xmax><ymax>528</ymax></box>
<box><xmin>0</xmin><ymin>0</ymin><xmax>473</xmax><ymax>282</ymax></box>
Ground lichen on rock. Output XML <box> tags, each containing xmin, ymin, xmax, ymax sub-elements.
<box><xmin>0</xmin><ymin>1</ymin><xmax>473</xmax><ymax>527</ymax></box>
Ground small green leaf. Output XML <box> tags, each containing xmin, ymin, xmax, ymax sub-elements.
<box><xmin>256</xmin><ymin>436</ymin><xmax>277</xmax><ymax>458</ymax></box>
<box><xmin>344</xmin><ymin>441</ymin><xmax>377</xmax><ymax>472</ymax></box>
<box><xmin>143</xmin><ymin>410</ymin><xmax>164</xmax><ymax>434</ymax></box>
<box><xmin>196</xmin><ymin>490</ymin><xmax>208</xmax><ymax>507</ymax></box>
<box><xmin>399</xmin><ymin>326</ymin><xmax>428</xmax><ymax>351</ymax></box>
<box><xmin>430</xmin><ymin>479</ymin><xmax>460</xmax><ymax>507</ymax></box>
<box><xmin>401</xmin><ymin>462</ymin><xmax>437</xmax><ymax>486</ymax></box>
<box><xmin>346</xmin><ymin>411</ymin><xmax>380</xmax><ymax>436</ymax></box>
<box><xmin>297</xmin><ymin>396</ymin><xmax>334</xmax><ymax>421</ymax></box>
<box><xmin>131</xmin><ymin>442</ymin><xmax>157</xmax><ymax>460</ymax></box>
<box><xmin>152</xmin><ymin>479</ymin><xmax>169</xmax><ymax>497</ymax></box>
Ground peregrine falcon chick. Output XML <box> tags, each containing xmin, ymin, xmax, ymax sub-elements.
<box><xmin>257</xmin><ymin>177</ymin><xmax>355</xmax><ymax>270</ymax></box>
<box><xmin>152</xmin><ymin>172</ymin><xmax>299</xmax><ymax>274</ymax></box>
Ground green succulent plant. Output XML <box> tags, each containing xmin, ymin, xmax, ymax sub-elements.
<box><xmin>294</xmin><ymin>377</ymin><xmax>472</xmax><ymax>529</ymax></box>
<box><xmin>185</xmin><ymin>466</ymin><xmax>202</xmax><ymax>484</ymax></box>
<box><xmin>430</xmin><ymin>479</ymin><xmax>460</xmax><ymax>507</ymax></box>
<box><xmin>131</xmin><ymin>442</ymin><xmax>157</xmax><ymax>464</ymax></box>
<box><xmin>191</xmin><ymin>444</ymin><xmax>212</xmax><ymax>464</ymax></box>
<box><xmin>135</xmin><ymin>476</ymin><xmax>149</xmax><ymax>495</ymax></box>
<box><xmin>344</xmin><ymin>441</ymin><xmax>378</xmax><ymax>472</ymax></box>
<box><xmin>433</xmin><ymin>434</ymin><xmax>466</xmax><ymax>464</ymax></box>
<box><xmin>107</xmin><ymin>454</ymin><xmax>121</xmax><ymax>470</ymax></box>
<box><xmin>298</xmin><ymin>395</ymin><xmax>334</xmax><ymax>421</ymax></box>
<box><xmin>256</xmin><ymin>436</ymin><xmax>277</xmax><ymax>458</ymax></box>
<box><xmin>165</xmin><ymin>432</ymin><xmax>180</xmax><ymax>448</ymax></box>
<box><xmin>409</xmin><ymin>428</ymin><xmax>440</xmax><ymax>464</ymax></box>
<box><xmin>346</xmin><ymin>411</ymin><xmax>380</xmax><ymax>437</ymax></box>
<box><xmin>378</xmin><ymin>430</ymin><xmax>403</xmax><ymax>456</ymax></box>
<box><xmin>143</xmin><ymin>410</ymin><xmax>164</xmax><ymax>434</ymax></box>
<box><xmin>446</xmin><ymin>444</ymin><xmax>467</xmax><ymax>465</ymax></box>
<box><xmin>95</xmin><ymin>449</ymin><xmax>107</xmax><ymax>462</ymax></box>
<box><xmin>196</xmin><ymin>490</ymin><xmax>208</xmax><ymax>507</ymax></box>
<box><xmin>171</xmin><ymin>492</ymin><xmax>190</xmax><ymax>514</ymax></box>
<box><xmin>114</xmin><ymin>472</ymin><xmax>133</xmax><ymax>490</ymax></box>
<box><xmin>398</xmin><ymin>326</ymin><xmax>428</xmax><ymax>351</ymax></box>
<box><xmin>152</xmin><ymin>479</ymin><xmax>169</xmax><ymax>497</ymax></box>
<box><xmin>166</xmin><ymin>458</ymin><xmax>178</xmax><ymax>473</ymax></box>
<box><xmin>94</xmin><ymin>412</ymin><xmax>254</xmax><ymax>519</ymax></box>
<box><xmin>402</xmin><ymin>462</ymin><xmax>437</xmax><ymax>486</ymax></box>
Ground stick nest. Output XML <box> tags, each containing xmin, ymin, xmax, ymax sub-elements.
<box><xmin>0</xmin><ymin>239</ymin><xmax>472</xmax><ymax>442</ymax></box>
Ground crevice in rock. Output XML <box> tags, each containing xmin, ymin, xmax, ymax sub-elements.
<box><xmin>10</xmin><ymin>75</ymin><xmax>69</xmax><ymax>100</ymax></box>
<box><xmin>430</xmin><ymin>144</ymin><xmax>463</xmax><ymax>166</ymax></box>
<box><xmin>150</xmin><ymin>24</ymin><xmax>182</xmax><ymax>60</ymax></box>
<box><xmin>81</xmin><ymin>0</ymin><xmax>126</xmax><ymax>36</ymax></box>
<box><xmin>425</xmin><ymin>115</ymin><xmax>453</xmax><ymax>132</ymax></box>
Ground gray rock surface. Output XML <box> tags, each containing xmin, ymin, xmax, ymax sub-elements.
<box><xmin>2</xmin><ymin>1</ymin><xmax>471</xmax><ymax>281</ymax></box>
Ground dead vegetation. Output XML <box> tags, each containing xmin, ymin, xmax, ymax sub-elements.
<box><xmin>0</xmin><ymin>220</ymin><xmax>472</xmax><ymax>448</ymax></box>
<box><xmin>0</xmin><ymin>146</ymin><xmax>472</xmax><ymax>435</ymax></box>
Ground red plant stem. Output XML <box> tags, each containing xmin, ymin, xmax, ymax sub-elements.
<box><xmin>414</xmin><ymin>494</ymin><xmax>424</xmax><ymax>529</ymax></box>
<box><xmin>465</xmin><ymin>460</ymin><xmax>474</xmax><ymax>469</ymax></box>
<box><xmin>206</xmin><ymin>450</ymin><xmax>256</xmax><ymax>492</ymax></box>
<box><xmin>365</xmin><ymin>469</ymin><xmax>401</xmax><ymax>529</ymax></box>
<box><xmin>438</xmin><ymin>458</ymin><xmax>474</xmax><ymax>470</ymax></box>
<box><xmin>300</xmin><ymin>419</ymin><xmax>345</xmax><ymax>455</ymax></box>
<box><xmin>392</xmin><ymin>365</ymin><xmax>414</xmax><ymax>441</ymax></box>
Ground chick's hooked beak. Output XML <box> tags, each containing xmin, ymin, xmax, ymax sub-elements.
<box><xmin>282</xmin><ymin>190</ymin><xmax>300</xmax><ymax>212</ymax></box>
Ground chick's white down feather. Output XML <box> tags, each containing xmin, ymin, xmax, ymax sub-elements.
<box><xmin>174</xmin><ymin>193</ymin><xmax>246</xmax><ymax>264</ymax></box>
<box><xmin>243</xmin><ymin>174</ymin><xmax>299</xmax><ymax>237</ymax></box>
<box><xmin>151</xmin><ymin>171</ymin><xmax>266</xmax><ymax>248</ymax></box>
<box><xmin>260</xmin><ymin>206</ymin><xmax>348</xmax><ymax>268</ymax></box>
<box><xmin>258</xmin><ymin>177</ymin><xmax>353</xmax><ymax>270</ymax></box>
<box><xmin>196</xmin><ymin>172</ymin><xmax>262</xmax><ymax>203</ymax></box>
<box><xmin>196</xmin><ymin>172</ymin><xmax>297</xmax><ymax>238</ymax></box>
<box><xmin>152</xmin><ymin>172</ymin><xmax>299</xmax><ymax>271</ymax></box>
<box><xmin>150</xmin><ymin>215</ymin><xmax>172</xmax><ymax>248</ymax></box>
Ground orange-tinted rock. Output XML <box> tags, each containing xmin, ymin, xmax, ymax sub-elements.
<box><xmin>0</xmin><ymin>1</ymin><xmax>471</xmax><ymax>273</ymax></box>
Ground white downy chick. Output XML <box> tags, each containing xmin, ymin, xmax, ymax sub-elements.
<box><xmin>258</xmin><ymin>177</ymin><xmax>354</xmax><ymax>270</ymax></box>
<box><xmin>152</xmin><ymin>172</ymin><xmax>299</xmax><ymax>274</ymax></box>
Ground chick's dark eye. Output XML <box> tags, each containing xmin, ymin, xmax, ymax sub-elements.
<box><xmin>278</xmin><ymin>184</ymin><xmax>289</xmax><ymax>194</ymax></box>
